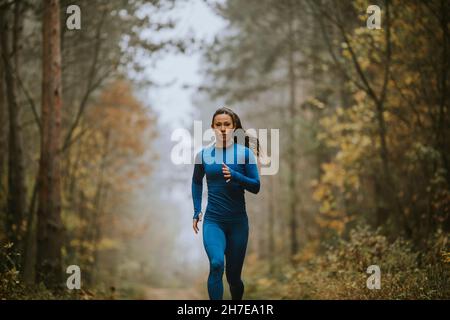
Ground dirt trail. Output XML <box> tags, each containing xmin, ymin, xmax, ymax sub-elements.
<box><xmin>142</xmin><ymin>286</ymin><xmax>207</xmax><ymax>300</ymax></box>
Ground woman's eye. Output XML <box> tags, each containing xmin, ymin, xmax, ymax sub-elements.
<box><xmin>214</xmin><ymin>122</ymin><xmax>232</xmax><ymax>127</ymax></box>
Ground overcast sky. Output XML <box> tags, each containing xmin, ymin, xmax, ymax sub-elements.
<box><xmin>142</xmin><ymin>0</ymin><xmax>226</xmax><ymax>128</ymax></box>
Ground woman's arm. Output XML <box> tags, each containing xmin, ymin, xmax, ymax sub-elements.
<box><xmin>228</xmin><ymin>147</ymin><xmax>260</xmax><ymax>194</ymax></box>
<box><xmin>191</xmin><ymin>150</ymin><xmax>205</xmax><ymax>219</ymax></box>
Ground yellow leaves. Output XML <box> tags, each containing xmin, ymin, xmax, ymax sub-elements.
<box><xmin>316</xmin><ymin>216</ymin><xmax>346</xmax><ymax>235</ymax></box>
<box><xmin>97</xmin><ymin>237</ymin><xmax>120</xmax><ymax>250</ymax></box>
<box><xmin>63</xmin><ymin>213</ymin><xmax>89</xmax><ymax>231</ymax></box>
<box><xmin>256</xmin><ymin>277</ymin><xmax>273</xmax><ymax>289</ymax></box>
<box><xmin>313</xmin><ymin>161</ymin><xmax>353</xmax><ymax>235</ymax></box>
<box><xmin>70</xmin><ymin>239</ymin><xmax>95</xmax><ymax>252</ymax></box>
<box><xmin>342</xmin><ymin>47</ymin><xmax>351</xmax><ymax>60</ymax></box>
<box><xmin>312</xmin><ymin>182</ymin><xmax>327</xmax><ymax>202</ymax></box>
<box><xmin>314</xmin><ymin>93</ymin><xmax>376</xmax><ymax>235</ymax></box>
<box><xmin>320</xmin><ymin>200</ymin><xmax>332</xmax><ymax>214</ymax></box>
<box><xmin>442</xmin><ymin>251</ymin><xmax>450</xmax><ymax>264</ymax></box>
<box><xmin>321</xmin><ymin>162</ymin><xmax>345</xmax><ymax>189</ymax></box>
<box><xmin>353</xmin><ymin>90</ymin><xmax>366</xmax><ymax>103</ymax></box>
<box><xmin>305</xmin><ymin>97</ymin><xmax>325</xmax><ymax>110</ymax></box>
<box><xmin>58</xmin><ymin>79</ymin><xmax>159</xmax><ymax>260</ymax></box>
<box><xmin>297</xmin><ymin>241</ymin><xmax>320</xmax><ymax>264</ymax></box>
<box><xmin>64</xmin><ymin>79</ymin><xmax>157</xmax><ymax>200</ymax></box>
<box><xmin>404</xmin><ymin>74</ymin><xmax>414</xmax><ymax>86</ymax></box>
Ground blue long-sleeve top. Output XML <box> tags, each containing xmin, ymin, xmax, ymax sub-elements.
<box><xmin>191</xmin><ymin>142</ymin><xmax>260</xmax><ymax>222</ymax></box>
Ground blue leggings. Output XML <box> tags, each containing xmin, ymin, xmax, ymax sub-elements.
<box><xmin>202</xmin><ymin>217</ymin><xmax>249</xmax><ymax>300</ymax></box>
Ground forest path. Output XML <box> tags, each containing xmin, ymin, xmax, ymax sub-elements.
<box><xmin>141</xmin><ymin>286</ymin><xmax>207</xmax><ymax>300</ymax></box>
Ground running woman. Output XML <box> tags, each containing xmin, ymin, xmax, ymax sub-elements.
<box><xmin>191</xmin><ymin>107</ymin><xmax>261</xmax><ymax>300</ymax></box>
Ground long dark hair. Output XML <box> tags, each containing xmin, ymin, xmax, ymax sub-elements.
<box><xmin>211</xmin><ymin>107</ymin><xmax>261</xmax><ymax>158</ymax></box>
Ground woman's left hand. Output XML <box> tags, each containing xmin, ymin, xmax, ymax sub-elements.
<box><xmin>222</xmin><ymin>164</ymin><xmax>231</xmax><ymax>182</ymax></box>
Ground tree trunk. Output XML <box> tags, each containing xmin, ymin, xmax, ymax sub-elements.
<box><xmin>36</xmin><ymin>0</ymin><xmax>63</xmax><ymax>289</ymax></box>
<box><xmin>87</xmin><ymin>130</ymin><xmax>110</xmax><ymax>285</ymax></box>
<box><xmin>436</xmin><ymin>0</ymin><xmax>450</xmax><ymax>188</ymax></box>
<box><xmin>268</xmin><ymin>176</ymin><xmax>275</xmax><ymax>275</ymax></box>
<box><xmin>23</xmin><ymin>177</ymin><xmax>39</xmax><ymax>284</ymax></box>
<box><xmin>0</xmin><ymin>3</ymin><xmax>27</xmax><ymax>255</ymax></box>
<box><xmin>0</xmin><ymin>45</ymin><xmax>6</xmax><ymax>199</ymax></box>
<box><xmin>287</xmin><ymin>0</ymin><xmax>298</xmax><ymax>260</ymax></box>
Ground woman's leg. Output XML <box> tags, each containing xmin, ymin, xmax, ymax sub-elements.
<box><xmin>225</xmin><ymin>218</ymin><xmax>249</xmax><ymax>300</ymax></box>
<box><xmin>203</xmin><ymin>219</ymin><xmax>226</xmax><ymax>300</ymax></box>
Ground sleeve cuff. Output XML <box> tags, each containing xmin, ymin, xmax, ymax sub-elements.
<box><xmin>229</xmin><ymin>167</ymin><xmax>242</xmax><ymax>182</ymax></box>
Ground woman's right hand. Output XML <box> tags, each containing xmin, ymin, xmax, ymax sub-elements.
<box><xmin>193</xmin><ymin>213</ymin><xmax>202</xmax><ymax>234</ymax></box>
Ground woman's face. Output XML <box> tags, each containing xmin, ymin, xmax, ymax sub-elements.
<box><xmin>212</xmin><ymin>113</ymin><xmax>235</xmax><ymax>143</ymax></box>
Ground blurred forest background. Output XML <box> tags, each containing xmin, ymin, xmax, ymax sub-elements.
<box><xmin>0</xmin><ymin>0</ymin><xmax>449</xmax><ymax>299</ymax></box>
